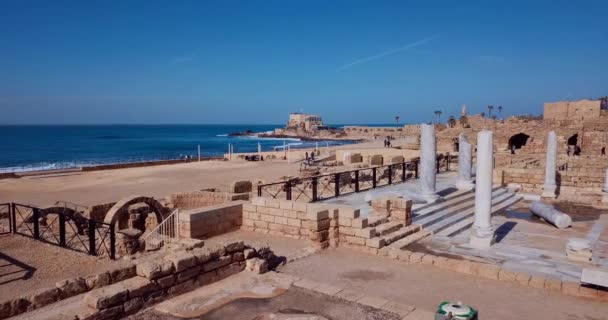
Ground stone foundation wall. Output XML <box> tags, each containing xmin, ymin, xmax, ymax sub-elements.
<box><xmin>179</xmin><ymin>201</ymin><xmax>245</xmax><ymax>238</ymax></box>
<box><xmin>165</xmin><ymin>190</ymin><xmax>249</xmax><ymax>210</ymax></box>
<box><xmin>82</xmin><ymin>240</ymin><xmax>272</xmax><ymax>319</ymax></box>
<box><xmin>241</xmin><ymin>198</ymin><xmax>337</xmax><ymax>249</ymax></box>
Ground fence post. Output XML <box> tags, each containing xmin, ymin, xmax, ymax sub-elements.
<box><xmin>334</xmin><ymin>173</ymin><xmax>340</xmax><ymax>197</ymax></box>
<box><xmin>110</xmin><ymin>224</ymin><xmax>116</xmax><ymax>260</ymax></box>
<box><xmin>355</xmin><ymin>170</ymin><xmax>360</xmax><ymax>192</ymax></box>
<box><xmin>312</xmin><ymin>177</ymin><xmax>318</xmax><ymax>202</ymax></box>
<box><xmin>286</xmin><ymin>181</ymin><xmax>292</xmax><ymax>201</ymax></box>
<box><xmin>257</xmin><ymin>185</ymin><xmax>262</xmax><ymax>197</ymax></box>
<box><xmin>402</xmin><ymin>162</ymin><xmax>406</xmax><ymax>181</ymax></box>
<box><xmin>33</xmin><ymin>208</ymin><xmax>40</xmax><ymax>239</ymax></box>
<box><xmin>59</xmin><ymin>213</ymin><xmax>66</xmax><ymax>247</ymax></box>
<box><xmin>11</xmin><ymin>203</ymin><xmax>16</xmax><ymax>234</ymax></box>
<box><xmin>88</xmin><ymin>220</ymin><xmax>97</xmax><ymax>256</ymax></box>
<box><xmin>388</xmin><ymin>165</ymin><xmax>393</xmax><ymax>185</ymax></box>
<box><xmin>372</xmin><ymin>168</ymin><xmax>377</xmax><ymax>188</ymax></box>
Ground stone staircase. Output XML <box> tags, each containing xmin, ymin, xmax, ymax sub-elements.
<box><xmin>411</xmin><ymin>186</ymin><xmax>523</xmax><ymax>238</ymax></box>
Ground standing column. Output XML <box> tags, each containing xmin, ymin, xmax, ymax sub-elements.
<box><xmin>456</xmin><ymin>133</ymin><xmax>474</xmax><ymax>190</ymax></box>
<box><xmin>419</xmin><ymin>124</ymin><xmax>439</xmax><ymax>203</ymax></box>
<box><xmin>198</xmin><ymin>144</ymin><xmax>201</xmax><ymax>161</ymax></box>
<box><xmin>258</xmin><ymin>142</ymin><xmax>262</xmax><ymax>158</ymax></box>
<box><xmin>542</xmin><ymin>131</ymin><xmax>558</xmax><ymax>198</ymax></box>
<box><xmin>470</xmin><ymin>130</ymin><xmax>495</xmax><ymax>248</ymax></box>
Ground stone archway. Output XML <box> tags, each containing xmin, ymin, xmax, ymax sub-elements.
<box><xmin>41</xmin><ymin>206</ymin><xmax>87</xmax><ymax>234</ymax></box>
<box><xmin>508</xmin><ymin>133</ymin><xmax>530</xmax><ymax>150</ymax></box>
<box><xmin>567</xmin><ymin>134</ymin><xmax>578</xmax><ymax>146</ymax></box>
<box><xmin>103</xmin><ymin>195</ymin><xmax>167</xmax><ymax>228</ymax></box>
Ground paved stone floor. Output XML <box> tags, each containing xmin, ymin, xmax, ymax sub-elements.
<box><xmin>279</xmin><ymin>247</ymin><xmax>608</xmax><ymax>320</ymax></box>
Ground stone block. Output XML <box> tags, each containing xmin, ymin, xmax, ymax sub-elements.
<box><xmin>122</xmin><ymin>277</ymin><xmax>156</xmax><ymax>298</ymax></box>
<box><xmin>338</xmin><ymin>217</ymin><xmax>352</xmax><ymax>227</ymax></box>
<box><xmin>381</xmin><ymin>301</ymin><xmax>415</xmax><ymax>317</ymax></box>
<box><xmin>198</xmin><ymin>270</ymin><xmax>219</xmax><ymax>286</ymax></box>
<box><xmin>223</xmin><ymin>241</ymin><xmax>245</xmax><ymax>253</ymax></box>
<box><xmin>561</xmin><ymin>281</ymin><xmax>580</xmax><ymax>296</ymax></box>
<box><xmin>217</xmin><ymin>263</ymin><xmax>245</xmax><ymax>279</ymax></box>
<box><xmin>307</xmin><ymin>209</ymin><xmax>329</xmax><ymax>221</ymax></box>
<box><xmin>243</xmin><ymin>203</ymin><xmax>257</xmax><ymax>213</ymax></box>
<box><xmin>313</xmin><ymin>284</ymin><xmax>343</xmax><ymax>296</ymax></box>
<box><xmin>578</xmin><ymin>285</ymin><xmax>599</xmax><ymax>299</ymax></box>
<box><xmin>176</xmin><ymin>266</ymin><xmax>202</xmax><ymax>283</ymax></box>
<box><xmin>232</xmin><ymin>252</ymin><xmax>245</xmax><ymax>262</ymax></box>
<box><xmin>334</xmin><ymin>289</ymin><xmax>365</xmax><ymax>302</ymax></box>
<box><xmin>357</xmin><ymin>295</ymin><xmax>389</xmax><ymax>308</ymax></box>
<box><xmin>514</xmin><ymin>272</ymin><xmax>531</xmax><ymax>286</ymax></box>
<box><xmin>544</xmin><ymin>278</ymin><xmax>562</xmax><ymax>291</ymax></box>
<box><xmin>168</xmin><ymin>279</ymin><xmax>196</xmax><ymax>296</ymax></box>
<box><xmin>27</xmin><ymin>287</ymin><xmax>60</xmax><ymax>308</ymax></box>
<box><xmin>245</xmin><ymin>258</ymin><xmax>268</xmax><ymax>274</ymax></box>
<box><xmin>123</xmin><ymin>297</ymin><xmax>143</xmax><ymax>315</ymax></box>
<box><xmin>345</xmin><ymin>236</ymin><xmax>366</xmax><ymax>246</ymax></box>
<box><xmin>528</xmin><ymin>276</ymin><xmax>545</xmax><ymax>289</ymax></box>
<box><xmin>309</xmin><ymin>230</ymin><xmax>330</xmax><ymax>242</ymax></box>
<box><xmin>85</xmin><ymin>272</ymin><xmax>111</xmax><ymax>290</ymax></box>
<box><xmin>498</xmin><ymin>269</ymin><xmax>517</xmax><ymax>282</ymax></box>
<box><xmin>357</xmin><ymin>227</ymin><xmax>376</xmax><ymax>239</ymax></box>
<box><xmin>371</xmin><ymin>198</ymin><xmax>390</xmax><ymax>209</ymax></box>
<box><xmin>279</xmin><ymin>200</ymin><xmax>293</xmax><ymax>210</ymax></box>
<box><xmin>251</xmin><ymin>197</ymin><xmax>266</xmax><ymax>206</ymax></box>
<box><xmin>85</xmin><ymin>283</ymin><xmax>129</xmax><ymax>309</ymax></box>
<box><xmin>366</xmin><ymin>238</ymin><xmax>385</xmax><ymax>249</ymax></box>
<box><xmin>56</xmin><ymin>277</ymin><xmax>88</xmax><ymax>298</ymax></box>
<box><xmin>397</xmin><ymin>250</ymin><xmax>412</xmax><ymax>262</ymax></box>
<box><xmin>293</xmin><ymin>279</ymin><xmax>320</xmax><ymax>290</ymax></box>
<box><xmin>136</xmin><ymin>260</ymin><xmax>175</xmax><ymax>280</ymax></box>
<box><xmin>86</xmin><ymin>305</ymin><xmax>124</xmax><ymax>320</ymax></box>
<box><xmin>408</xmin><ymin>252</ymin><xmax>425</xmax><ymax>263</ymax></box>
<box><xmin>338</xmin><ymin>207</ymin><xmax>360</xmax><ymax>219</ymax></box>
<box><xmin>351</xmin><ymin>218</ymin><xmax>368</xmax><ymax>229</ymax></box>
<box><xmin>265</xmin><ymin>198</ymin><xmax>280</xmax><ymax>208</ymax></box>
<box><xmin>420</xmin><ymin>254</ymin><xmax>435</xmax><ymax>265</ymax></box>
<box><xmin>155</xmin><ymin>275</ymin><xmax>176</xmax><ymax>289</ymax></box>
<box><xmin>203</xmin><ymin>255</ymin><xmax>232</xmax><ymax>272</ymax></box>
<box><xmin>478</xmin><ymin>264</ymin><xmax>500</xmax><ymax>280</ymax></box>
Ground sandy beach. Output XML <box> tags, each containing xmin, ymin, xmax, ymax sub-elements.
<box><xmin>0</xmin><ymin>160</ymin><xmax>301</xmax><ymax>207</ymax></box>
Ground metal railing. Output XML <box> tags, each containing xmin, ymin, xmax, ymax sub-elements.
<box><xmin>142</xmin><ymin>209</ymin><xmax>179</xmax><ymax>250</ymax></box>
<box><xmin>4</xmin><ymin>202</ymin><xmax>116</xmax><ymax>259</ymax></box>
<box><xmin>258</xmin><ymin>154</ymin><xmax>454</xmax><ymax>203</ymax></box>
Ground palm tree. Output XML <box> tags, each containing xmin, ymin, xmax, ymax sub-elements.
<box><xmin>487</xmin><ymin>105</ymin><xmax>494</xmax><ymax>118</ymax></box>
<box><xmin>498</xmin><ymin>106</ymin><xmax>503</xmax><ymax>118</ymax></box>
<box><xmin>434</xmin><ymin>110</ymin><xmax>442</xmax><ymax>124</ymax></box>
<box><xmin>395</xmin><ymin>116</ymin><xmax>400</xmax><ymax>126</ymax></box>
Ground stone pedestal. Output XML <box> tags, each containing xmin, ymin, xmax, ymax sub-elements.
<box><xmin>470</xmin><ymin>131</ymin><xmax>495</xmax><ymax>249</ymax></box>
<box><xmin>542</xmin><ymin>131</ymin><xmax>558</xmax><ymax>198</ymax></box>
<box><xmin>419</xmin><ymin>124</ymin><xmax>439</xmax><ymax>203</ymax></box>
<box><xmin>456</xmin><ymin>133</ymin><xmax>474</xmax><ymax>190</ymax></box>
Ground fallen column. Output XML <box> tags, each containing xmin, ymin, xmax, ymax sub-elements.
<box><xmin>530</xmin><ymin>201</ymin><xmax>572</xmax><ymax>229</ymax></box>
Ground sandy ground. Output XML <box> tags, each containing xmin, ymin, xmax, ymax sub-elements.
<box><xmin>279</xmin><ymin>247</ymin><xmax>608</xmax><ymax>320</ymax></box>
<box><xmin>0</xmin><ymin>160</ymin><xmax>301</xmax><ymax>207</ymax></box>
<box><xmin>0</xmin><ymin>234</ymin><xmax>127</xmax><ymax>301</ymax></box>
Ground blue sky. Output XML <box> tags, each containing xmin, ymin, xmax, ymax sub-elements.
<box><xmin>1</xmin><ymin>1</ymin><xmax>607</xmax><ymax>125</ymax></box>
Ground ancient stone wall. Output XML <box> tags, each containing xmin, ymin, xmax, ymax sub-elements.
<box><xmin>241</xmin><ymin>198</ymin><xmax>337</xmax><ymax>249</ymax></box>
<box><xmin>179</xmin><ymin>201</ymin><xmax>245</xmax><ymax>239</ymax></box>
<box><xmin>165</xmin><ymin>190</ymin><xmax>249</xmax><ymax>211</ymax></box>
<box><xmin>544</xmin><ymin>99</ymin><xmax>602</xmax><ymax>121</ymax></box>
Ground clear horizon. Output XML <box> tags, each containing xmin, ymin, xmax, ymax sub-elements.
<box><xmin>1</xmin><ymin>1</ymin><xmax>607</xmax><ymax>125</ymax></box>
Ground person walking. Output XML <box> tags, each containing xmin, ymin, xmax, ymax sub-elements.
<box><xmin>602</xmin><ymin>146</ymin><xmax>606</xmax><ymax>157</ymax></box>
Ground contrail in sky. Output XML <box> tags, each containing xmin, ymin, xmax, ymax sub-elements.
<box><xmin>337</xmin><ymin>35</ymin><xmax>438</xmax><ymax>71</ymax></box>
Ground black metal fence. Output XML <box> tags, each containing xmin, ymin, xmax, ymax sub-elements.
<box><xmin>258</xmin><ymin>154</ymin><xmax>454</xmax><ymax>203</ymax></box>
<box><xmin>1</xmin><ymin>202</ymin><xmax>116</xmax><ymax>259</ymax></box>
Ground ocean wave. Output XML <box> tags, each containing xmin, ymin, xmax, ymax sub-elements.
<box><xmin>216</xmin><ymin>134</ymin><xmax>228</xmax><ymax>137</ymax></box>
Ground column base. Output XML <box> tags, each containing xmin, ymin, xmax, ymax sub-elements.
<box><xmin>541</xmin><ymin>185</ymin><xmax>557</xmax><ymax>199</ymax></box>
<box><xmin>456</xmin><ymin>180</ymin><xmax>475</xmax><ymax>190</ymax></box>
<box><xmin>469</xmin><ymin>234</ymin><xmax>496</xmax><ymax>249</ymax></box>
<box><xmin>421</xmin><ymin>192</ymin><xmax>441</xmax><ymax>204</ymax></box>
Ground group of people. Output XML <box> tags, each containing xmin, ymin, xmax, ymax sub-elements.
<box><xmin>304</xmin><ymin>151</ymin><xmax>316</xmax><ymax>162</ymax></box>
<box><xmin>384</xmin><ymin>135</ymin><xmax>394</xmax><ymax>148</ymax></box>
<box><xmin>567</xmin><ymin>145</ymin><xmax>582</xmax><ymax>156</ymax></box>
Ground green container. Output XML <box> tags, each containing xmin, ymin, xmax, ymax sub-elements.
<box><xmin>436</xmin><ymin>301</ymin><xmax>478</xmax><ymax>320</ymax></box>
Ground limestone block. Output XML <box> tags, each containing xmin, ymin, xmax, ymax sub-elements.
<box><xmin>246</xmin><ymin>258</ymin><xmax>268</xmax><ymax>274</ymax></box>
<box><xmin>371</xmin><ymin>198</ymin><xmax>390</xmax><ymax>209</ymax></box>
<box><xmin>306</xmin><ymin>209</ymin><xmax>329</xmax><ymax>221</ymax></box>
<box><xmin>369</xmin><ymin>155</ymin><xmax>384</xmax><ymax>166</ymax></box>
<box><xmin>27</xmin><ymin>287</ymin><xmax>61</xmax><ymax>308</ymax></box>
<box><xmin>514</xmin><ymin>272</ymin><xmax>531</xmax><ymax>286</ymax></box>
<box><xmin>309</xmin><ymin>230</ymin><xmax>330</xmax><ymax>242</ymax></box>
<box><xmin>168</xmin><ymin>279</ymin><xmax>196</xmax><ymax>296</ymax></box>
<box><xmin>544</xmin><ymin>278</ymin><xmax>562</xmax><ymax>291</ymax></box>
<box><xmin>397</xmin><ymin>250</ymin><xmax>412</xmax><ymax>262</ymax></box>
<box><xmin>578</xmin><ymin>285</ymin><xmax>599</xmax><ymax>299</ymax></box>
<box><xmin>351</xmin><ymin>218</ymin><xmax>368</xmax><ymax>229</ymax></box>
<box><xmin>56</xmin><ymin>277</ymin><xmax>88</xmax><ymax>299</ymax></box>
<box><xmin>356</xmin><ymin>227</ymin><xmax>376</xmax><ymax>239</ymax></box>
<box><xmin>338</xmin><ymin>207</ymin><xmax>360</xmax><ymax>219</ymax></box>
<box><xmin>251</xmin><ymin>197</ymin><xmax>266</xmax><ymax>206</ymax></box>
<box><xmin>217</xmin><ymin>263</ymin><xmax>245</xmax><ymax>279</ymax></box>
<box><xmin>366</xmin><ymin>238</ymin><xmax>385</xmax><ymax>249</ymax></box>
<box><xmin>203</xmin><ymin>255</ymin><xmax>232</xmax><ymax>272</ymax></box>
<box><xmin>176</xmin><ymin>266</ymin><xmax>202</xmax><ymax>283</ymax></box>
<box><xmin>198</xmin><ymin>270</ymin><xmax>219</xmax><ymax>286</ymax></box>
<box><xmin>136</xmin><ymin>260</ymin><xmax>175</xmax><ymax>280</ymax></box>
<box><xmin>498</xmin><ymin>269</ymin><xmax>517</xmax><ymax>282</ymax></box>
<box><xmin>421</xmin><ymin>254</ymin><xmax>435</xmax><ymax>265</ymax></box>
<box><xmin>561</xmin><ymin>281</ymin><xmax>580</xmax><ymax>296</ymax></box>
<box><xmin>85</xmin><ymin>272</ymin><xmax>111</xmax><ymax>290</ymax></box>
<box><xmin>408</xmin><ymin>252</ymin><xmax>425</xmax><ymax>263</ymax></box>
<box><xmin>265</xmin><ymin>198</ymin><xmax>280</xmax><ymax>208</ymax></box>
<box><xmin>279</xmin><ymin>200</ymin><xmax>294</xmax><ymax>210</ymax></box>
<box><xmin>155</xmin><ymin>275</ymin><xmax>176</xmax><ymax>289</ymax></box>
<box><xmin>85</xmin><ymin>283</ymin><xmax>129</xmax><ymax>309</ymax></box>
<box><xmin>123</xmin><ymin>297</ymin><xmax>144</xmax><ymax>315</ymax></box>
<box><xmin>109</xmin><ymin>264</ymin><xmax>136</xmax><ymax>283</ymax></box>
<box><xmin>345</xmin><ymin>236</ymin><xmax>366</xmax><ymax>246</ymax></box>
<box><xmin>122</xmin><ymin>277</ymin><xmax>157</xmax><ymax>298</ymax></box>
<box><xmin>528</xmin><ymin>276</ymin><xmax>546</xmax><ymax>289</ymax></box>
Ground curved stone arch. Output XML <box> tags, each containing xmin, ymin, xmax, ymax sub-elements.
<box><xmin>103</xmin><ymin>195</ymin><xmax>167</xmax><ymax>227</ymax></box>
<box><xmin>508</xmin><ymin>133</ymin><xmax>531</xmax><ymax>150</ymax></box>
<box><xmin>40</xmin><ymin>206</ymin><xmax>88</xmax><ymax>234</ymax></box>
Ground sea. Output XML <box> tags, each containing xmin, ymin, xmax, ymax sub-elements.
<box><xmin>0</xmin><ymin>124</ymin><xmax>393</xmax><ymax>173</ymax></box>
